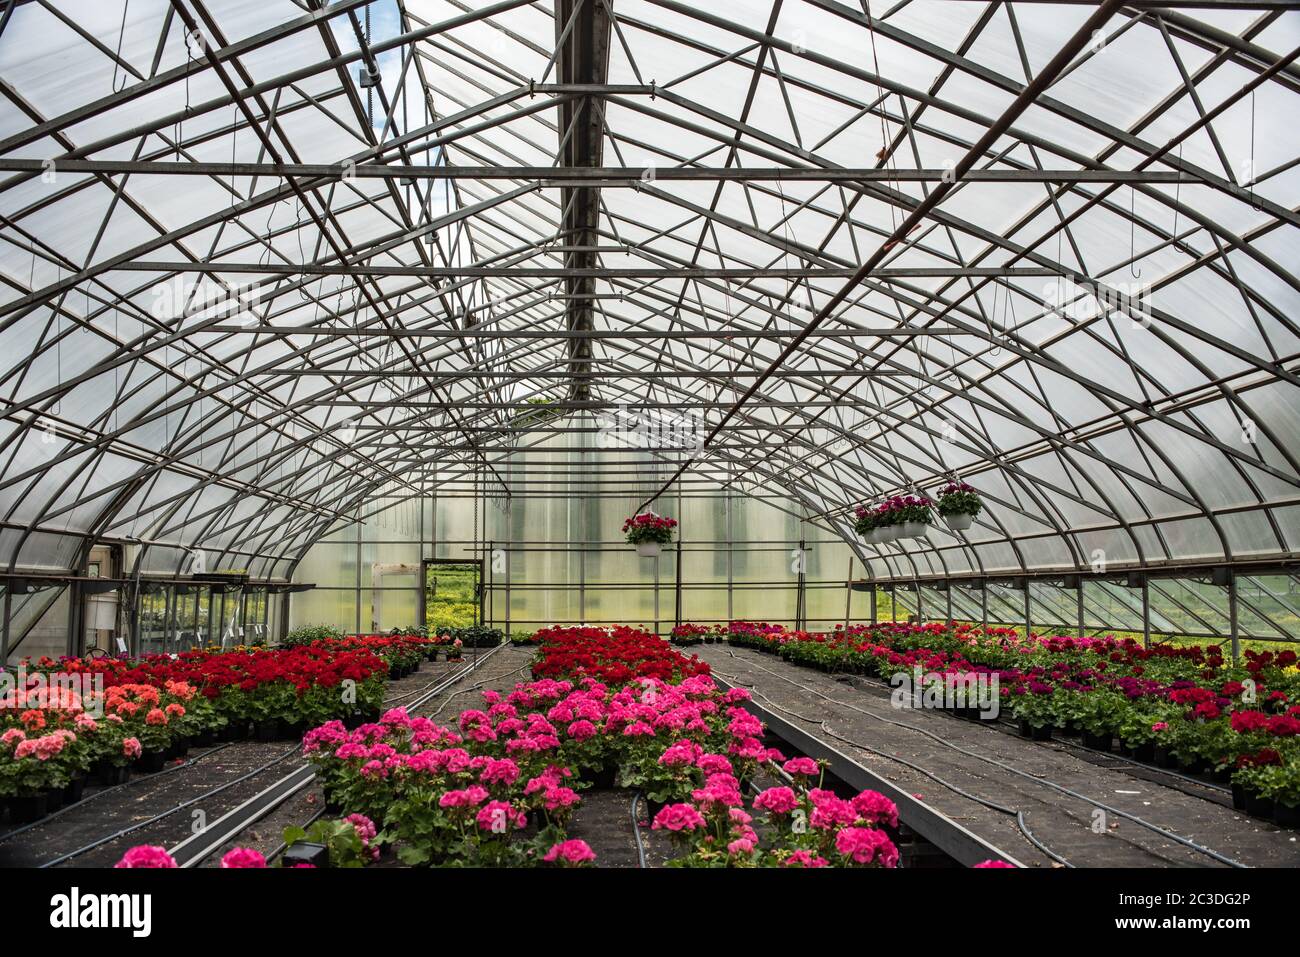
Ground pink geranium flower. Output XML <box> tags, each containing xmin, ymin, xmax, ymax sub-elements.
<box><xmin>115</xmin><ymin>845</ymin><xmax>178</xmax><ymax>868</ymax></box>
<box><xmin>542</xmin><ymin>839</ymin><xmax>596</xmax><ymax>865</ymax></box>
<box><xmin>220</xmin><ymin>847</ymin><xmax>267</xmax><ymax>868</ymax></box>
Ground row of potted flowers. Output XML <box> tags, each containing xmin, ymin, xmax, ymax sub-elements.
<box><xmin>289</xmin><ymin>627</ymin><xmax>907</xmax><ymax>867</ymax></box>
<box><xmin>529</xmin><ymin>625</ymin><xmax>710</xmax><ymax>685</ymax></box>
<box><xmin>723</xmin><ymin>620</ymin><xmax>1300</xmax><ymax>825</ymax></box>
<box><xmin>0</xmin><ymin>635</ymin><xmax>436</xmax><ymax>823</ymax></box>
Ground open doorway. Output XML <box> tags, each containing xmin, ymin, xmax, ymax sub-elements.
<box><xmin>424</xmin><ymin>559</ymin><xmax>482</xmax><ymax>635</ymax></box>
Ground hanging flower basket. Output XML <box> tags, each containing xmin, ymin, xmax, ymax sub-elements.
<box><xmin>883</xmin><ymin>494</ymin><xmax>934</xmax><ymax>539</ymax></box>
<box><xmin>622</xmin><ymin>512</ymin><xmax>677</xmax><ymax>558</ymax></box>
<box><xmin>936</xmin><ymin>482</ymin><xmax>981</xmax><ymax>531</ymax></box>
<box><xmin>852</xmin><ymin>504</ymin><xmax>894</xmax><ymax>545</ymax></box>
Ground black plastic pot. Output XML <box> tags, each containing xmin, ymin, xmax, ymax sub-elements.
<box><xmin>193</xmin><ymin>730</ymin><xmax>217</xmax><ymax>748</ymax></box>
<box><xmin>1030</xmin><ymin>722</ymin><xmax>1052</xmax><ymax>741</ymax></box>
<box><xmin>1212</xmin><ymin>765</ymin><xmax>1233</xmax><ymax>784</ymax></box>
<box><xmin>218</xmin><ymin>720</ymin><xmax>250</xmax><ymax>742</ymax></box>
<box><xmin>62</xmin><ymin>775</ymin><xmax>86</xmax><ymax>806</ymax></box>
<box><xmin>1130</xmin><ymin>742</ymin><xmax>1155</xmax><ymax>763</ymax></box>
<box><xmin>1153</xmin><ymin>745</ymin><xmax>1178</xmax><ymax>768</ymax></box>
<box><xmin>7</xmin><ymin>792</ymin><xmax>49</xmax><ymax>824</ymax></box>
<box><xmin>135</xmin><ymin>750</ymin><xmax>168</xmax><ymax>774</ymax></box>
<box><xmin>45</xmin><ymin>787</ymin><xmax>65</xmax><ymax>811</ymax></box>
<box><xmin>1180</xmin><ymin>757</ymin><xmax>1208</xmax><ymax>775</ymax></box>
<box><xmin>1274</xmin><ymin>801</ymin><xmax>1300</xmax><ymax>829</ymax></box>
<box><xmin>1080</xmin><ymin>731</ymin><xmax>1112</xmax><ymax>752</ymax></box>
<box><xmin>168</xmin><ymin>738</ymin><xmax>191</xmax><ymax>760</ymax></box>
<box><xmin>587</xmin><ymin>763</ymin><xmax>618</xmax><ymax>790</ymax></box>
<box><xmin>282</xmin><ymin>721</ymin><xmax>305</xmax><ymax>742</ymax></box>
<box><xmin>254</xmin><ymin>719</ymin><xmax>283</xmax><ymax>742</ymax></box>
<box><xmin>642</xmin><ymin>797</ymin><xmax>667</xmax><ymax>822</ymax></box>
<box><xmin>95</xmin><ymin>761</ymin><xmax>131</xmax><ymax>786</ymax></box>
<box><xmin>1231</xmin><ymin>783</ymin><xmax>1246</xmax><ymax>812</ymax></box>
<box><xmin>283</xmin><ymin>841</ymin><xmax>329</xmax><ymax>868</ymax></box>
<box><xmin>1244</xmin><ymin>791</ymin><xmax>1275</xmax><ymax>820</ymax></box>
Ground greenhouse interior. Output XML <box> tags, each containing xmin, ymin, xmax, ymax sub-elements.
<box><xmin>0</xmin><ymin>0</ymin><xmax>1298</xmax><ymax>897</ymax></box>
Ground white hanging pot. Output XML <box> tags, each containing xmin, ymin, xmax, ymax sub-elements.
<box><xmin>899</xmin><ymin>521</ymin><xmax>929</xmax><ymax>538</ymax></box>
<box><xmin>944</xmin><ymin>512</ymin><xmax>974</xmax><ymax>531</ymax></box>
<box><xmin>636</xmin><ymin>542</ymin><xmax>662</xmax><ymax>558</ymax></box>
<box><xmin>876</xmin><ymin>524</ymin><xmax>899</xmax><ymax>543</ymax></box>
<box><xmin>862</xmin><ymin>527</ymin><xmax>886</xmax><ymax>545</ymax></box>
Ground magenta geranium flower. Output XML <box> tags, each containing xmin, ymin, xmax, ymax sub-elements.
<box><xmin>115</xmin><ymin>845</ymin><xmax>178</xmax><ymax>869</ymax></box>
<box><xmin>220</xmin><ymin>847</ymin><xmax>267</xmax><ymax>868</ymax></box>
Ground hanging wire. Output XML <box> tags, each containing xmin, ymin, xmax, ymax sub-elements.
<box><xmin>177</xmin><ymin>27</ymin><xmax>196</xmax><ymax>161</ymax></box>
<box><xmin>987</xmin><ymin>281</ymin><xmax>1002</xmax><ymax>359</ymax></box>
<box><xmin>259</xmin><ymin>201</ymin><xmax>278</xmax><ymax>267</ymax></box>
<box><xmin>365</xmin><ymin>2</ymin><xmax>374</xmax><ymax>130</ymax></box>
<box><xmin>1247</xmin><ymin>88</ymin><xmax>1261</xmax><ymax>211</ymax></box>
<box><xmin>1128</xmin><ymin>186</ymin><xmax>1141</xmax><ymax>279</ymax></box>
<box><xmin>230</xmin><ymin>103</ymin><xmax>238</xmax><ymax>209</ymax></box>
<box><xmin>110</xmin><ymin>0</ymin><xmax>131</xmax><ymax>93</ymax></box>
<box><xmin>1171</xmin><ymin>142</ymin><xmax>1183</xmax><ymax>241</ymax></box>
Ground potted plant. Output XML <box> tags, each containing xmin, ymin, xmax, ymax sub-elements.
<box><xmin>622</xmin><ymin>511</ymin><xmax>677</xmax><ymax>558</ymax></box>
<box><xmin>875</xmin><ymin>494</ymin><xmax>933</xmax><ymax>538</ymax></box>
<box><xmin>935</xmin><ymin>482</ymin><xmax>981</xmax><ymax>531</ymax></box>
<box><xmin>851</xmin><ymin>505</ymin><xmax>896</xmax><ymax>545</ymax></box>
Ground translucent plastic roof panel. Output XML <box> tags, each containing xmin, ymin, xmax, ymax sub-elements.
<box><xmin>0</xmin><ymin>0</ymin><xmax>1295</xmax><ymax>581</ymax></box>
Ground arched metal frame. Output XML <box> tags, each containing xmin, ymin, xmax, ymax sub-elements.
<box><xmin>0</xmin><ymin>0</ymin><xmax>1296</xmax><ymax>637</ymax></box>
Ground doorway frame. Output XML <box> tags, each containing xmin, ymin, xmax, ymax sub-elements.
<box><xmin>421</xmin><ymin>557</ymin><xmax>485</xmax><ymax>633</ymax></box>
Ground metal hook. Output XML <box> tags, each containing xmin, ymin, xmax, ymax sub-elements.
<box><xmin>111</xmin><ymin>0</ymin><xmax>131</xmax><ymax>93</ymax></box>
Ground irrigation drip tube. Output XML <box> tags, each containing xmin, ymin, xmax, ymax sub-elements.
<box><xmin>727</xmin><ymin>667</ymin><xmax>1063</xmax><ymax>866</ymax></box>
<box><xmin>0</xmin><ymin>742</ymin><xmax>234</xmax><ymax>848</ymax></box>
<box><xmin>37</xmin><ymin>743</ymin><xmax>302</xmax><ymax>869</ymax></box>
<box><xmin>631</xmin><ymin>791</ymin><xmax>649</xmax><ymax>869</ymax></box>
<box><xmin>716</xmin><ymin>651</ymin><xmax>1248</xmax><ymax>868</ymax></box>
<box><xmin>844</xmin><ymin>658</ymin><xmax>1232</xmax><ymax>798</ymax></box>
<box><xmin>29</xmin><ymin>646</ymin><xmax>510</xmax><ymax>869</ymax></box>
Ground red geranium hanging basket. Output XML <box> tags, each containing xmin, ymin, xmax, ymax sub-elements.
<box><xmin>622</xmin><ymin>511</ymin><xmax>678</xmax><ymax>558</ymax></box>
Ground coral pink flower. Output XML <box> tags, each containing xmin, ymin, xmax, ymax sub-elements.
<box><xmin>123</xmin><ymin>737</ymin><xmax>142</xmax><ymax>759</ymax></box>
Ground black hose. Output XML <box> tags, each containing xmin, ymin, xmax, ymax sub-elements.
<box><xmin>631</xmin><ymin>791</ymin><xmax>649</xmax><ymax>869</ymax></box>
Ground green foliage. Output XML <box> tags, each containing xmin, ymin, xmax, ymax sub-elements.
<box><xmin>283</xmin><ymin>623</ymin><xmax>344</xmax><ymax>647</ymax></box>
<box><xmin>936</xmin><ymin>489</ymin><xmax>981</xmax><ymax>517</ymax></box>
<box><xmin>426</xmin><ymin>564</ymin><xmax>480</xmax><ymax>633</ymax></box>
<box><xmin>283</xmin><ymin>818</ymin><xmax>368</xmax><ymax>868</ymax></box>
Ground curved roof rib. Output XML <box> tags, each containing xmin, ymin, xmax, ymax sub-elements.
<box><xmin>0</xmin><ymin>0</ymin><xmax>1295</xmax><ymax>584</ymax></box>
